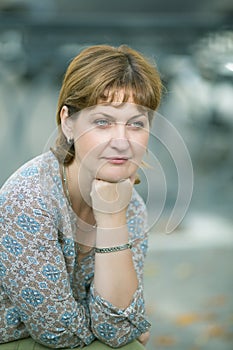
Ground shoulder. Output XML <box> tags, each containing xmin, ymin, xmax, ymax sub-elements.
<box><xmin>0</xmin><ymin>151</ymin><xmax>66</xmax><ymax>236</ymax></box>
<box><xmin>0</xmin><ymin>152</ymin><xmax>62</xmax><ymax>214</ymax></box>
<box><xmin>0</xmin><ymin>151</ymin><xmax>58</xmax><ymax>192</ymax></box>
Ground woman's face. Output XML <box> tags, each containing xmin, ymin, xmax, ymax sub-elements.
<box><xmin>63</xmin><ymin>97</ymin><xmax>150</xmax><ymax>183</ymax></box>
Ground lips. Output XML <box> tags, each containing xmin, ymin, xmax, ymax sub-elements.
<box><xmin>104</xmin><ymin>156</ymin><xmax>130</xmax><ymax>164</ymax></box>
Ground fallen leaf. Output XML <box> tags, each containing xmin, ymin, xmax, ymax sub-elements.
<box><xmin>175</xmin><ymin>313</ymin><xmax>201</xmax><ymax>326</ymax></box>
<box><xmin>205</xmin><ymin>324</ymin><xmax>226</xmax><ymax>338</ymax></box>
<box><xmin>154</xmin><ymin>335</ymin><xmax>177</xmax><ymax>346</ymax></box>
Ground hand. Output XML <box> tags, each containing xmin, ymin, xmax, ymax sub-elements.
<box><xmin>137</xmin><ymin>331</ymin><xmax>150</xmax><ymax>346</ymax></box>
<box><xmin>91</xmin><ymin>179</ymin><xmax>133</xmax><ymax>226</ymax></box>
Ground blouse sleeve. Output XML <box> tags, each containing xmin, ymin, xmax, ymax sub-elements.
<box><xmin>89</xmin><ymin>195</ymin><xmax>151</xmax><ymax>348</ymax></box>
<box><xmin>0</xmin><ymin>170</ymin><xmax>95</xmax><ymax>348</ymax></box>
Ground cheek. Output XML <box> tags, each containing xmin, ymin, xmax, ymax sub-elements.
<box><xmin>74</xmin><ymin>136</ymin><xmax>89</xmax><ymax>158</ymax></box>
<box><xmin>131</xmin><ymin>133</ymin><xmax>149</xmax><ymax>155</ymax></box>
<box><xmin>74</xmin><ymin>132</ymin><xmax>106</xmax><ymax>161</ymax></box>
<box><xmin>141</xmin><ymin>130</ymin><xmax>150</xmax><ymax>145</ymax></box>
<box><xmin>74</xmin><ymin>135</ymin><xmax>92</xmax><ymax>163</ymax></box>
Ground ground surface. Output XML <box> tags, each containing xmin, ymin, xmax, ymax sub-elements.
<box><xmin>144</xmin><ymin>213</ymin><xmax>233</xmax><ymax>350</ymax></box>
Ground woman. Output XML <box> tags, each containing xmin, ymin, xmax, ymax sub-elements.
<box><xmin>0</xmin><ymin>45</ymin><xmax>162</xmax><ymax>349</ymax></box>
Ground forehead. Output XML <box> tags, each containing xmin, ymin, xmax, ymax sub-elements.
<box><xmin>86</xmin><ymin>102</ymin><xmax>149</xmax><ymax>117</ymax></box>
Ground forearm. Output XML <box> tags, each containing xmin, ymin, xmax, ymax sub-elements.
<box><xmin>94</xmin><ymin>223</ymin><xmax>138</xmax><ymax>309</ymax></box>
<box><xmin>94</xmin><ymin>250</ymin><xmax>138</xmax><ymax>309</ymax></box>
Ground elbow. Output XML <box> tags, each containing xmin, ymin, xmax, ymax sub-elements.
<box><xmin>91</xmin><ymin>322</ymin><xmax>132</xmax><ymax>348</ymax></box>
<box><xmin>29</xmin><ymin>331</ymin><xmax>66</xmax><ymax>349</ymax></box>
<box><xmin>28</xmin><ymin>329</ymin><xmax>82</xmax><ymax>349</ymax></box>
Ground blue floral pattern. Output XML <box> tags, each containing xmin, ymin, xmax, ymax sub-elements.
<box><xmin>21</xmin><ymin>166</ymin><xmax>38</xmax><ymax>177</ymax></box>
<box><xmin>0</xmin><ymin>261</ymin><xmax>6</xmax><ymax>277</ymax></box>
<box><xmin>6</xmin><ymin>308</ymin><xmax>21</xmax><ymax>326</ymax></box>
<box><xmin>42</xmin><ymin>264</ymin><xmax>61</xmax><ymax>282</ymax></box>
<box><xmin>96</xmin><ymin>323</ymin><xmax>117</xmax><ymax>340</ymax></box>
<box><xmin>40</xmin><ymin>332</ymin><xmax>59</xmax><ymax>346</ymax></box>
<box><xmin>21</xmin><ymin>288</ymin><xmax>44</xmax><ymax>307</ymax></box>
<box><xmin>0</xmin><ymin>194</ymin><xmax>6</xmax><ymax>206</ymax></box>
<box><xmin>0</xmin><ymin>151</ymin><xmax>150</xmax><ymax>348</ymax></box>
<box><xmin>17</xmin><ymin>214</ymin><xmax>40</xmax><ymax>234</ymax></box>
<box><xmin>2</xmin><ymin>236</ymin><xmax>23</xmax><ymax>256</ymax></box>
<box><xmin>60</xmin><ymin>311</ymin><xmax>78</xmax><ymax>327</ymax></box>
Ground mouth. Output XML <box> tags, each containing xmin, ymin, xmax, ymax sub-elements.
<box><xmin>104</xmin><ymin>156</ymin><xmax>130</xmax><ymax>165</ymax></box>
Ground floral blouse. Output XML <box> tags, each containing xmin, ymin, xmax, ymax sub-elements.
<box><xmin>0</xmin><ymin>151</ymin><xmax>151</xmax><ymax>348</ymax></box>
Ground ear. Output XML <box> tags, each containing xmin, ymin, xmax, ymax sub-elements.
<box><xmin>60</xmin><ymin>105</ymin><xmax>73</xmax><ymax>140</ymax></box>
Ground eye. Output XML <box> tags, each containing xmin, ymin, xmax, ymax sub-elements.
<box><xmin>94</xmin><ymin>119</ymin><xmax>112</xmax><ymax>127</ymax></box>
<box><xmin>127</xmin><ymin>120</ymin><xmax>145</xmax><ymax>129</ymax></box>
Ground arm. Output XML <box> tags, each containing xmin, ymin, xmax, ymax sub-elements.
<box><xmin>92</xmin><ymin>179</ymin><xmax>138</xmax><ymax>308</ymax></box>
<box><xmin>94</xmin><ymin>224</ymin><xmax>138</xmax><ymax>309</ymax></box>
<box><xmin>0</xmin><ymin>184</ymin><xmax>95</xmax><ymax>348</ymax></box>
<box><xmin>89</xmin><ymin>180</ymin><xmax>151</xmax><ymax>347</ymax></box>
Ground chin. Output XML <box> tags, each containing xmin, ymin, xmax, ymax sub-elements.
<box><xmin>96</xmin><ymin>170</ymin><xmax>131</xmax><ymax>183</ymax></box>
<box><xmin>94</xmin><ymin>162</ymin><xmax>138</xmax><ymax>183</ymax></box>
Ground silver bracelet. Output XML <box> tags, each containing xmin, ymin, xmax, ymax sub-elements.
<box><xmin>95</xmin><ymin>242</ymin><xmax>132</xmax><ymax>254</ymax></box>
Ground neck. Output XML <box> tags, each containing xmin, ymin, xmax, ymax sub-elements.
<box><xmin>63</xmin><ymin>160</ymin><xmax>96</xmax><ymax>225</ymax></box>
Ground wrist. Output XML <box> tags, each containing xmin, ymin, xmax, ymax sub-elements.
<box><xmin>96</xmin><ymin>225</ymin><xmax>129</xmax><ymax>248</ymax></box>
<box><xmin>95</xmin><ymin>211</ymin><xmax>127</xmax><ymax>229</ymax></box>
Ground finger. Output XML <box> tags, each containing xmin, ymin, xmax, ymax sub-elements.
<box><xmin>137</xmin><ymin>331</ymin><xmax>150</xmax><ymax>345</ymax></box>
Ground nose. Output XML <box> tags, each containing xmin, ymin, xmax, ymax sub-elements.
<box><xmin>109</xmin><ymin>123</ymin><xmax>130</xmax><ymax>151</ymax></box>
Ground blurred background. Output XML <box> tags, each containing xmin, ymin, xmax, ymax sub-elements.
<box><xmin>0</xmin><ymin>0</ymin><xmax>232</xmax><ymax>349</ymax></box>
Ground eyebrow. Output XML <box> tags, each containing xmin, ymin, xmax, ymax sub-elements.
<box><xmin>90</xmin><ymin>113</ymin><xmax>147</xmax><ymax>120</ymax></box>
